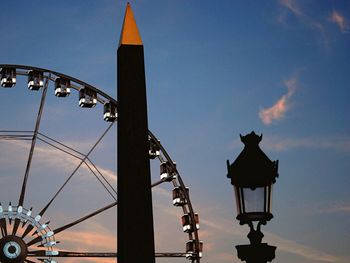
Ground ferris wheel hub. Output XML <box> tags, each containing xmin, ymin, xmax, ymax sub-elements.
<box><xmin>0</xmin><ymin>235</ymin><xmax>27</xmax><ymax>262</ymax></box>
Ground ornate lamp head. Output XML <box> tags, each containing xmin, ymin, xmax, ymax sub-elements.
<box><xmin>227</xmin><ymin>132</ymin><xmax>278</xmax><ymax>225</ymax></box>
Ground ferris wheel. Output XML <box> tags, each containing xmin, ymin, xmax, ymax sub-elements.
<box><xmin>0</xmin><ymin>64</ymin><xmax>202</xmax><ymax>263</ymax></box>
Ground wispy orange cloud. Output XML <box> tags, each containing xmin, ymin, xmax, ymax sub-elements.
<box><xmin>329</xmin><ymin>10</ymin><xmax>348</xmax><ymax>33</ymax></box>
<box><xmin>56</xmin><ymin>221</ymin><xmax>116</xmax><ymax>262</ymax></box>
<box><xmin>316</xmin><ymin>202</ymin><xmax>350</xmax><ymax>214</ymax></box>
<box><xmin>265</xmin><ymin>232</ymin><xmax>341</xmax><ymax>262</ymax></box>
<box><xmin>42</xmin><ymin>218</ymin><xmax>117</xmax><ymax>263</ymax></box>
<box><xmin>259</xmin><ymin>76</ymin><xmax>297</xmax><ymax>125</ymax></box>
<box><xmin>64</xmin><ymin>258</ymin><xmax>115</xmax><ymax>263</ymax></box>
<box><xmin>278</xmin><ymin>0</ymin><xmax>329</xmax><ymax>47</ymax></box>
<box><xmin>261</xmin><ymin>134</ymin><xmax>350</xmax><ymax>152</ymax></box>
<box><xmin>189</xmin><ymin>200</ymin><xmax>342</xmax><ymax>263</ymax></box>
<box><xmin>59</xmin><ymin>229</ymin><xmax>116</xmax><ymax>251</ymax></box>
<box><xmin>154</xmin><ymin>183</ymin><xmax>344</xmax><ymax>262</ymax></box>
<box><xmin>0</xmin><ymin>139</ymin><xmax>117</xmax><ymax>182</ymax></box>
<box><xmin>279</xmin><ymin>0</ymin><xmax>303</xmax><ymax>17</ymax></box>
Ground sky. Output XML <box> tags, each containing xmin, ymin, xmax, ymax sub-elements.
<box><xmin>0</xmin><ymin>0</ymin><xmax>349</xmax><ymax>263</ymax></box>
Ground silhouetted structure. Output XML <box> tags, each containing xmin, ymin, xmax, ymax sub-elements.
<box><xmin>227</xmin><ymin>132</ymin><xmax>278</xmax><ymax>263</ymax></box>
<box><xmin>117</xmin><ymin>4</ymin><xmax>156</xmax><ymax>263</ymax></box>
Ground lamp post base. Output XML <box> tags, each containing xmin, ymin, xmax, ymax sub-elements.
<box><xmin>236</xmin><ymin>243</ymin><xmax>276</xmax><ymax>263</ymax></box>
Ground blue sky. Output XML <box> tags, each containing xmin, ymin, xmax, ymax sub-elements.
<box><xmin>0</xmin><ymin>0</ymin><xmax>349</xmax><ymax>263</ymax></box>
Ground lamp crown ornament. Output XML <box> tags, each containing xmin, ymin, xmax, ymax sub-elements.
<box><xmin>240</xmin><ymin>131</ymin><xmax>262</xmax><ymax>146</ymax></box>
<box><xmin>227</xmin><ymin>131</ymin><xmax>278</xmax><ymax>189</ymax></box>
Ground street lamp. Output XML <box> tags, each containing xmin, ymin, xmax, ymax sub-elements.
<box><xmin>227</xmin><ymin>131</ymin><xmax>278</xmax><ymax>263</ymax></box>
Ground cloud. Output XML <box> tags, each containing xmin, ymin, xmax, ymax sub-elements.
<box><xmin>0</xmin><ymin>139</ymin><xmax>117</xmax><ymax>182</ymax></box>
<box><xmin>59</xmin><ymin>229</ymin><xmax>116</xmax><ymax>251</ymax></box>
<box><xmin>278</xmin><ymin>0</ymin><xmax>329</xmax><ymax>47</ymax></box>
<box><xmin>64</xmin><ymin>259</ymin><xmax>114</xmax><ymax>263</ymax></box>
<box><xmin>279</xmin><ymin>0</ymin><xmax>303</xmax><ymax>17</ymax></box>
<box><xmin>259</xmin><ymin>76</ymin><xmax>297</xmax><ymax>125</ymax></box>
<box><xmin>52</xmin><ymin>214</ymin><xmax>116</xmax><ymax>263</ymax></box>
<box><xmin>261</xmin><ymin>134</ymin><xmax>350</xmax><ymax>152</ymax></box>
<box><xmin>153</xmin><ymin>190</ymin><xmax>344</xmax><ymax>263</ymax></box>
<box><xmin>329</xmin><ymin>10</ymin><xmax>348</xmax><ymax>33</ymax></box>
<box><xmin>265</xmin><ymin>232</ymin><xmax>341</xmax><ymax>262</ymax></box>
<box><xmin>205</xmin><ymin>210</ymin><xmax>341</xmax><ymax>262</ymax></box>
<box><xmin>197</xmin><ymin>202</ymin><xmax>342</xmax><ymax>263</ymax></box>
<box><xmin>315</xmin><ymin>202</ymin><xmax>350</xmax><ymax>214</ymax></box>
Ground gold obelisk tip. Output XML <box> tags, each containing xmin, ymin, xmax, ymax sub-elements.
<box><xmin>119</xmin><ymin>3</ymin><xmax>143</xmax><ymax>46</ymax></box>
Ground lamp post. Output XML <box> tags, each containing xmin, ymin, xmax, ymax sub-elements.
<box><xmin>226</xmin><ymin>131</ymin><xmax>278</xmax><ymax>263</ymax></box>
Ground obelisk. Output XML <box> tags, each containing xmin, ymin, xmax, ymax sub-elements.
<box><xmin>117</xmin><ymin>3</ymin><xmax>155</xmax><ymax>263</ymax></box>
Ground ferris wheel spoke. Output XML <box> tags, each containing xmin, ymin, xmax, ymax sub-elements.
<box><xmin>52</xmin><ymin>201</ymin><xmax>118</xmax><ymax>235</ymax></box>
<box><xmin>0</xmin><ymin>133</ymin><xmax>33</xmax><ymax>141</ymax></box>
<box><xmin>25</xmin><ymin>259</ymin><xmax>37</xmax><ymax>263</ymax></box>
<box><xmin>29</xmin><ymin>250</ymin><xmax>118</xmax><ymax>257</ymax></box>
<box><xmin>18</xmin><ymin>76</ymin><xmax>50</xmax><ymax>207</ymax></box>
<box><xmin>35</xmin><ymin>134</ymin><xmax>117</xmax><ymax>199</ymax></box>
<box><xmin>37</xmin><ymin>132</ymin><xmax>86</xmax><ymax>157</ymax></box>
<box><xmin>37</xmin><ymin>122</ymin><xmax>115</xmax><ymax>218</ymax></box>
<box><xmin>12</xmin><ymin>217</ymin><xmax>21</xmax><ymax>235</ymax></box>
<box><xmin>86</xmin><ymin>157</ymin><xmax>117</xmax><ymax>195</ymax></box>
<box><xmin>27</xmin><ymin>201</ymin><xmax>117</xmax><ymax>247</ymax></box>
<box><xmin>151</xmin><ymin>178</ymin><xmax>170</xmax><ymax>188</ymax></box>
<box><xmin>28</xmin><ymin>251</ymin><xmax>187</xmax><ymax>258</ymax></box>
<box><xmin>155</xmin><ymin>253</ymin><xmax>187</xmax><ymax>257</ymax></box>
<box><xmin>36</xmin><ymin>136</ymin><xmax>84</xmax><ymax>161</ymax></box>
<box><xmin>0</xmin><ymin>218</ymin><xmax>7</xmax><ymax>237</ymax></box>
<box><xmin>84</xmin><ymin>161</ymin><xmax>117</xmax><ymax>201</ymax></box>
<box><xmin>21</xmin><ymin>224</ymin><xmax>35</xmax><ymax>239</ymax></box>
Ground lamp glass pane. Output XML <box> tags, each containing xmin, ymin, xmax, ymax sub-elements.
<box><xmin>234</xmin><ymin>186</ymin><xmax>241</xmax><ymax>214</ymax></box>
<box><xmin>242</xmin><ymin>187</ymin><xmax>265</xmax><ymax>213</ymax></box>
<box><xmin>267</xmin><ymin>184</ymin><xmax>273</xmax><ymax>213</ymax></box>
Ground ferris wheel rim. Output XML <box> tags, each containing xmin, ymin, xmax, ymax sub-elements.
<box><xmin>0</xmin><ymin>63</ymin><xmax>202</xmax><ymax>262</ymax></box>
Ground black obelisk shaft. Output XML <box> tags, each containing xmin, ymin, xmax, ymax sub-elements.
<box><xmin>117</xmin><ymin>42</ymin><xmax>156</xmax><ymax>263</ymax></box>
